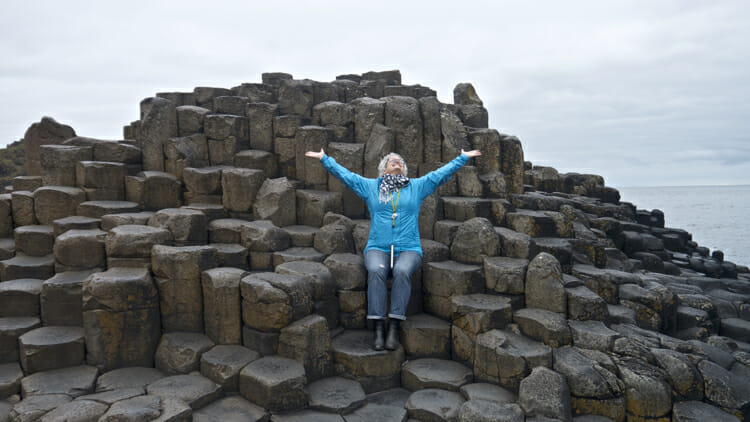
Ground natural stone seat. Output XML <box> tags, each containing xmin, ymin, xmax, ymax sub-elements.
<box><xmin>14</xmin><ymin>225</ymin><xmax>54</xmax><ymax>256</ymax></box>
<box><xmin>473</xmin><ymin>329</ymin><xmax>553</xmax><ymax>390</ymax></box>
<box><xmin>566</xmin><ymin>285</ymin><xmax>610</xmax><ymax>321</ymax></box>
<box><xmin>211</xmin><ymin>243</ymin><xmax>248</xmax><ymax>269</ymax></box>
<box><xmin>53</xmin><ymin>228</ymin><xmax>107</xmax><ymax>271</ymax></box>
<box><xmin>400</xmin><ymin>313</ymin><xmax>451</xmax><ymax>359</ymax></box>
<box><xmin>305</xmin><ymin>376</ymin><xmax>366</xmax><ymax>414</ymax></box>
<box><xmin>331</xmin><ymin>330</ymin><xmax>405</xmax><ymax>393</ymax></box>
<box><xmin>0</xmin><ymin>278</ymin><xmax>43</xmax><ymax>317</ymax></box>
<box><xmin>505</xmin><ymin>209</ymin><xmax>558</xmax><ymax>237</ymax></box>
<box><xmin>41</xmin><ymin>270</ymin><xmax>95</xmax><ymax>326</ymax></box>
<box><xmin>273</xmin><ymin>247</ymin><xmax>327</xmax><ymax>266</ymax></box>
<box><xmin>125</xmin><ymin>171</ymin><xmax>183</xmax><ymax>211</ymax></box>
<box><xmin>33</xmin><ymin>186</ymin><xmax>87</xmax><ymax>225</ymax></box>
<box><xmin>451</xmin><ymin>293</ymin><xmax>513</xmax><ymax>366</ymax></box>
<box><xmin>401</xmin><ymin>358</ymin><xmax>473</xmax><ymax>392</ymax></box>
<box><xmin>148</xmin><ymin>207</ymin><xmax>208</xmax><ymax>246</ymax></box>
<box><xmin>283</xmin><ymin>225</ymin><xmax>319</xmax><ymax>247</ymax></box>
<box><xmin>405</xmin><ymin>388</ymin><xmax>466</xmax><ymax>422</ymax></box>
<box><xmin>0</xmin><ymin>238</ymin><xmax>14</xmax><ymax>261</ymax></box>
<box><xmin>720</xmin><ymin>318</ymin><xmax>750</xmax><ymax>343</ymax></box>
<box><xmin>202</xmin><ymin>267</ymin><xmax>248</xmax><ymax>344</ymax></box>
<box><xmin>0</xmin><ymin>362</ymin><xmax>23</xmax><ymax>398</ymax></box>
<box><xmin>21</xmin><ymin>365</ymin><xmax>98</xmax><ymax>397</ymax></box>
<box><xmin>483</xmin><ymin>256</ymin><xmax>528</xmax><ymax>295</ymax></box>
<box><xmin>104</xmin><ymin>224</ymin><xmax>172</xmax><ymax>268</ymax></box>
<box><xmin>155</xmin><ymin>332</ymin><xmax>215</xmax><ymax>375</ymax></box>
<box><xmin>568</xmin><ymin>319</ymin><xmax>620</xmax><ymax>352</ymax></box>
<box><xmin>459</xmin><ymin>382</ymin><xmax>518</xmax><ymax>404</ymax></box>
<box><xmin>0</xmin><ymin>253</ymin><xmax>54</xmax><ymax>281</ymax></box>
<box><xmin>95</xmin><ymin>366</ymin><xmax>165</xmax><ymax>392</ymax></box>
<box><xmin>441</xmin><ymin>197</ymin><xmax>494</xmax><ymax>222</ymax></box>
<box><xmin>240</xmin><ymin>272</ymin><xmax>313</xmax><ymax>333</ymax></box>
<box><xmin>76</xmin><ymin>200</ymin><xmax>140</xmax><ymax>219</ymax></box>
<box><xmin>239</xmin><ymin>355</ymin><xmax>308</xmax><ymax>412</ymax></box>
<box><xmin>18</xmin><ymin>326</ymin><xmax>85</xmax><ymax>374</ymax></box>
<box><xmin>513</xmin><ymin>307</ymin><xmax>572</xmax><ymax>347</ymax></box>
<box><xmin>200</xmin><ymin>345</ymin><xmax>259</xmax><ymax>392</ymax></box>
<box><xmin>8</xmin><ymin>394</ymin><xmax>72</xmax><ymax>422</ymax></box>
<box><xmin>183</xmin><ymin>203</ymin><xmax>228</xmax><ymax>221</ymax></box>
<box><xmin>99</xmin><ymin>211</ymin><xmax>154</xmax><ymax>231</ymax></box>
<box><xmin>52</xmin><ymin>215</ymin><xmax>101</xmax><ymax>237</ymax></box>
<box><xmin>146</xmin><ymin>373</ymin><xmax>222</xmax><ymax>410</ymax></box>
<box><xmin>0</xmin><ymin>317</ymin><xmax>40</xmax><ymax>362</ymax></box>
<box><xmin>672</xmin><ymin>400</ymin><xmax>742</xmax><ymax>422</ymax></box>
<box><xmin>37</xmin><ymin>399</ymin><xmax>108</xmax><ymax>422</ymax></box>
<box><xmin>208</xmin><ymin>218</ymin><xmax>251</xmax><ymax>244</ymax></box>
<box><xmin>193</xmin><ymin>396</ymin><xmax>268</xmax><ymax>422</ymax></box>
<box><xmin>423</xmin><ymin>260</ymin><xmax>484</xmax><ymax>320</ymax></box>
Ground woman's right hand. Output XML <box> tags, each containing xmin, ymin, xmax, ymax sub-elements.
<box><xmin>305</xmin><ymin>148</ymin><xmax>325</xmax><ymax>160</ymax></box>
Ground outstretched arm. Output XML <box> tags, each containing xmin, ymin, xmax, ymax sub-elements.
<box><xmin>305</xmin><ymin>148</ymin><xmax>325</xmax><ymax>160</ymax></box>
<box><xmin>305</xmin><ymin>148</ymin><xmax>371</xmax><ymax>200</ymax></box>
<box><xmin>461</xmin><ymin>149</ymin><xmax>482</xmax><ymax>158</ymax></box>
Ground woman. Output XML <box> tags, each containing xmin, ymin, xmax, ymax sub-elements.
<box><xmin>305</xmin><ymin>148</ymin><xmax>481</xmax><ymax>350</ymax></box>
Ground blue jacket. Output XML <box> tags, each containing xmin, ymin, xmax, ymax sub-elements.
<box><xmin>321</xmin><ymin>154</ymin><xmax>469</xmax><ymax>256</ymax></box>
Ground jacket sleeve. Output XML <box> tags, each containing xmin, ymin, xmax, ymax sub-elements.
<box><xmin>417</xmin><ymin>154</ymin><xmax>469</xmax><ymax>199</ymax></box>
<box><xmin>320</xmin><ymin>155</ymin><xmax>371</xmax><ymax>200</ymax></box>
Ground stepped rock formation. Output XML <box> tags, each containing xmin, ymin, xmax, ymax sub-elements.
<box><xmin>1</xmin><ymin>70</ymin><xmax>749</xmax><ymax>421</ymax></box>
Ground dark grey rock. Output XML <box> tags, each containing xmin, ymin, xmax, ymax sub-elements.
<box><xmin>514</xmin><ymin>308</ymin><xmax>571</xmax><ymax>347</ymax></box>
<box><xmin>193</xmin><ymin>395</ymin><xmax>268</xmax><ymax>422</ymax></box>
<box><xmin>401</xmin><ymin>358</ymin><xmax>473</xmax><ymax>392</ymax></box>
<box><xmin>21</xmin><ymin>365</ymin><xmax>98</xmax><ymax>397</ymax></box>
<box><xmin>146</xmin><ymin>373</ymin><xmax>222</xmax><ymax>410</ymax></box>
<box><xmin>405</xmin><ymin>388</ymin><xmax>465</xmax><ymax>422</ymax></box>
<box><xmin>459</xmin><ymin>400</ymin><xmax>524</xmax><ymax>422</ymax></box>
<box><xmin>306</xmin><ymin>376</ymin><xmax>366</xmax><ymax>414</ymax></box>
<box><xmin>239</xmin><ymin>355</ymin><xmax>307</xmax><ymax>412</ymax></box>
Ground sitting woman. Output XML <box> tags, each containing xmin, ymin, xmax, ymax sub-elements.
<box><xmin>305</xmin><ymin>148</ymin><xmax>481</xmax><ymax>350</ymax></box>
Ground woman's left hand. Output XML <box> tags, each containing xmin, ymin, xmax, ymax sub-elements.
<box><xmin>461</xmin><ymin>149</ymin><xmax>482</xmax><ymax>158</ymax></box>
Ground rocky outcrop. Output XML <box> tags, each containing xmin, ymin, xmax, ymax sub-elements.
<box><xmin>0</xmin><ymin>70</ymin><xmax>747</xmax><ymax>421</ymax></box>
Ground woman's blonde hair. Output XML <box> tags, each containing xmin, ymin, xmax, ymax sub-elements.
<box><xmin>377</xmin><ymin>153</ymin><xmax>408</xmax><ymax>177</ymax></box>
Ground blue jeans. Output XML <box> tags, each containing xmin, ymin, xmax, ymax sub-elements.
<box><xmin>364</xmin><ymin>250</ymin><xmax>422</xmax><ymax>321</ymax></box>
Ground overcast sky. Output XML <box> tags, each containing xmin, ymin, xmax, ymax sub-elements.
<box><xmin>2</xmin><ymin>0</ymin><xmax>749</xmax><ymax>188</ymax></box>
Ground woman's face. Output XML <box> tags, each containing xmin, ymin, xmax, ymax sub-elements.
<box><xmin>384</xmin><ymin>157</ymin><xmax>404</xmax><ymax>175</ymax></box>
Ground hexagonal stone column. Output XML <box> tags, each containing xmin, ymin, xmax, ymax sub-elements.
<box><xmin>473</xmin><ymin>329</ymin><xmax>552</xmax><ymax>390</ymax></box>
<box><xmin>239</xmin><ymin>355</ymin><xmax>307</xmax><ymax>412</ymax></box>
<box><xmin>33</xmin><ymin>186</ymin><xmax>87</xmax><ymax>225</ymax></box>
<box><xmin>451</xmin><ymin>294</ymin><xmax>513</xmax><ymax>367</ymax></box>
<box><xmin>53</xmin><ymin>229</ymin><xmax>107</xmax><ymax>271</ymax></box>
<box><xmin>0</xmin><ymin>317</ymin><xmax>40</xmax><ymax>362</ymax></box>
<box><xmin>0</xmin><ymin>254</ymin><xmax>54</xmax><ymax>281</ymax></box>
<box><xmin>83</xmin><ymin>267</ymin><xmax>161</xmax><ymax>370</ymax></box>
<box><xmin>200</xmin><ymin>345</ymin><xmax>259</xmax><ymax>392</ymax></box>
<box><xmin>240</xmin><ymin>272</ymin><xmax>312</xmax><ymax>333</ymax></box>
<box><xmin>202</xmin><ymin>267</ymin><xmax>248</xmax><ymax>344</ymax></box>
<box><xmin>125</xmin><ymin>171</ymin><xmax>182</xmax><ymax>211</ymax></box>
<box><xmin>400</xmin><ymin>313</ymin><xmax>451</xmax><ymax>359</ymax></box>
<box><xmin>331</xmin><ymin>330</ymin><xmax>405</xmax><ymax>393</ymax></box>
<box><xmin>0</xmin><ymin>278</ymin><xmax>42</xmax><ymax>317</ymax></box>
<box><xmin>18</xmin><ymin>326</ymin><xmax>85</xmax><ymax>373</ymax></box>
<box><xmin>423</xmin><ymin>261</ymin><xmax>484</xmax><ymax>320</ymax></box>
<box><xmin>278</xmin><ymin>314</ymin><xmax>332</xmax><ymax>381</ymax></box>
<box><xmin>146</xmin><ymin>373</ymin><xmax>222</xmax><ymax>410</ymax></box>
<box><xmin>14</xmin><ymin>225</ymin><xmax>54</xmax><ymax>256</ymax></box>
<box><xmin>105</xmin><ymin>224</ymin><xmax>172</xmax><ymax>269</ymax></box>
<box><xmin>401</xmin><ymin>358</ymin><xmax>473</xmax><ymax>392</ymax></box>
<box><xmin>149</xmin><ymin>208</ymin><xmax>208</xmax><ymax>246</ymax></box>
<box><xmin>155</xmin><ymin>332</ymin><xmax>215</xmax><ymax>375</ymax></box>
<box><xmin>152</xmin><ymin>245</ymin><xmax>217</xmax><ymax>332</ymax></box>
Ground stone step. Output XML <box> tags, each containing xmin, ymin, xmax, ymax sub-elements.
<box><xmin>98</xmin><ymin>396</ymin><xmax>191</xmax><ymax>421</ymax></box>
<box><xmin>473</xmin><ymin>329</ymin><xmax>553</xmax><ymax>391</ymax></box>
<box><xmin>513</xmin><ymin>307</ymin><xmax>572</xmax><ymax>348</ymax></box>
<box><xmin>401</xmin><ymin>358</ymin><xmax>473</xmax><ymax>392</ymax></box>
<box><xmin>200</xmin><ymin>344</ymin><xmax>259</xmax><ymax>392</ymax></box>
<box><xmin>41</xmin><ymin>270</ymin><xmax>95</xmax><ymax>326</ymax></box>
<box><xmin>273</xmin><ymin>247</ymin><xmax>326</xmax><ymax>266</ymax></box>
<box><xmin>721</xmin><ymin>318</ymin><xmax>750</xmax><ymax>343</ymax></box>
<box><xmin>51</xmin><ymin>215</ymin><xmax>101</xmax><ymax>237</ymax></box>
<box><xmin>0</xmin><ymin>253</ymin><xmax>55</xmax><ymax>281</ymax></box>
<box><xmin>95</xmin><ymin>366</ymin><xmax>166</xmax><ymax>392</ymax></box>
<box><xmin>400</xmin><ymin>313</ymin><xmax>451</xmax><ymax>359</ymax></box>
<box><xmin>99</xmin><ymin>211</ymin><xmax>155</xmax><ymax>231</ymax></box>
<box><xmin>239</xmin><ymin>355</ymin><xmax>308</xmax><ymax>413</ymax></box>
<box><xmin>330</xmin><ymin>329</ymin><xmax>404</xmax><ymax>394</ymax></box>
<box><xmin>155</xmin><ymin>332</ymin><xmax>215</xmax><ymax>375</ymax></box>
<box><xmin>0</xmin><ymin>278</ymin><xmax>43</xmax><ymax>317</ymax></box>
<box><xmin>0</xmin><ymin>317</ymin><xmax>41</xmax><ymax>363</ymax></box>
<box><xmin>7</xmin><ymin>394</ymin><xmax>72</xmax><ymax>422</ymax></box>
<box><xmin>37</xmin><ymin>399</ymin><xmax>108</xmax><ymax>422</ymax></box>
<box><xmin>405</xmin><ymin>388</ymin><xmax>466</xmax><ymax>422</ymax></box>
<box><xmin>148</xmin><ymin>207</ymin><xmax>208</xmax><ymax>246</ymax></box>
<box><xmin>193</xmin><ymin>396</ymin><xmax>268</xmax><ymax>422</ymax></box>
<box><xmin>210</xmin><ymin>243</ymin><xmax>249</xmax><ymax>269</ymax></box>
<box><xmin>21</xmin><ymin>365</ymin><xmax>98</xmax><ymax>397</ymax></box>
<box><xmin>0</xmin><ymin>362</ymin><xmax>23</xmax><ymax>398</ymax></box>
<box><xmin>305</xmin><ymin>376</ymin><xmax>366</xmax><ymax>414</ymax></box>
<box><xmin>146</xmin><ymin>373</ymin><xmax>222</xmax><ymax>411</ymax></box>
<box><xmin>77</xmin><ymin>200</ymin><xmax>140</xmax><ymax>219</ymax></box>
<box><xmin>14</xmin><ymin>225</ymin><xmax>54</xmax><ymax>256</ymax></box>
<box><xmin>18</xmin><ymin>326</ymin><xmax>85</xmax><ymax>374</ymax></box>
<box><xmin>53</xmin><ymin>228</ymin><xmax>107</xmax><ymax>272</ymax></box>
<box><xmin>0</xmin><ymin>238</ymin><xmax>14</xmax><ymax>260</ymax></box>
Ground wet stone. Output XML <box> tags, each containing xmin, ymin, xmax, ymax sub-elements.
<box><xmin>95</xmin><ymin>367</ymin><xmax>165</xmax><ymax>393</ymax></box>
<box><xmin>405</xmin><ymin>388</ymin><xmax>465</xmax><ymax>422</ymax></box>
<box><xmin>146</xmin><ymin>373</ymin><xmax>222</xmax><ymax>410</ymax></box>
<box><xmin>200</xmin><ymin>344</ymin><xmax>259</xmax><ymax>392</ymax></box>
<box><xmin>239</xmin><ymin>355</ymin><xmax>307</xmax><ymax>412</ymax></box>
<box><xmin>401</xmin><ymin>358</ymin><xmax>473</xmax><ymax>392</ymax></box>
<box><xmin>331</xmin><ymin>330</ymin><xmax>405</xmax><ymax>393</ymax></box>
<box><xmin>21</xmin><ymin>365</ymin><xmax>98</xmax><ymax>398</ymax></box>
<box><xmin>193</xmin><ymin>395</ymin><xmax>268</xmax><ymax>422</ymax></box>
<box><xmin>306</xmin><ymin>376</ymin><xmax>366</xmax><ymax>414</ymax></box>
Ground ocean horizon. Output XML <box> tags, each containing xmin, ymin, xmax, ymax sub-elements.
<box><xmin>616</xmin><ymin>184</ymin><xmax>750</xmax><ymax>268</ymax></box>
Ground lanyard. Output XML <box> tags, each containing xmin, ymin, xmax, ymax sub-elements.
<box><xmin>391</xmin><ymin>188</ymin><xmax>401</xmax><ymax>227</ymax></box>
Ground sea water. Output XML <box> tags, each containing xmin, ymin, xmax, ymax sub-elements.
<box><xmin>617</xmin><ymin>185</ymin><xmax>750</xmax><ymax>267</ymax></box>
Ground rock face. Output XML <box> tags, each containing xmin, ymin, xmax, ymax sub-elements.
<box><xmin>3</xmin><ymin>69</ymin><xmax>750</xmax><ymax>421</ymax></box>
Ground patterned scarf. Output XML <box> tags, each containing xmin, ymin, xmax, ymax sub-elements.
<box><xmin>379</xmin><ymin>174</ymin><xmax>410</xmax><ymax>203</ymax></box>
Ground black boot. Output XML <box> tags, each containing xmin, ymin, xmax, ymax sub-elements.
<box><xmin>385</xmin><ymin>319</ymin><xmax>400</xmax><ymax>350</ymax></box>
<box><xmin>373</xmin><ymin>320</ymin><xmax>385</xmax><ymax>351</ymax></box>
